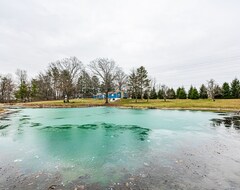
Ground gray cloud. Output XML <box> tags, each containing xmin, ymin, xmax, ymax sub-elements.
<box><xmin>0</xmin><ymin>0</ymin><xmax>240</xmax><ymax>88</ymax></box>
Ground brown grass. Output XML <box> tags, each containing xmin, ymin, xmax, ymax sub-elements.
<box><xmin>15</xmin><ymin>98</ymin><xmax>240</xmax><ymax>111</ymax></box>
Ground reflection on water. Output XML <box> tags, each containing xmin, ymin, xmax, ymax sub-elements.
<box><xmin>39</xmin><ymin>123</ymin><xmax>150</xmax><ymax>141</ymax></box>
<box><xmin>211</xmin><ymin>114</ymin><xmax>240</xmax><ymax>129</ymax></box>
<box><xmin>0</xmin><ymin>124</ymin><xmax>10</xmax><ymax>130</ymax></box>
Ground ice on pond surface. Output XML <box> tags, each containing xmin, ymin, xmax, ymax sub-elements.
<box><xmin>0</xmin><ymin>107</ymin><xmax>240</xmax><ymax>189</ymax></box>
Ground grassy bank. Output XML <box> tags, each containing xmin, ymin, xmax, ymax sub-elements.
<box><xmin>15</xmin><ymin>98</ymin><xmax>240</xmax><ymax>111</ymax></box>
<box><xmin>112</xmin><ymin>99</ymin><xmax>240</xmax><ymax>111</ymax></box>
<box><xmin>18</xmin><ymin>99</ymin><xmax>105</xmax><ymax>108</ymax></box>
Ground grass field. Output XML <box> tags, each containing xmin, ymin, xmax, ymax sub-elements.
<box><xmin>20</xmin><ymin>99</ymin><xmax>105</xmax><ymax>107</ymax></box>
<box><xmin>17</xmin><ymin>98</ymin><xmax>240</xmax><ymax>111</ymax></box>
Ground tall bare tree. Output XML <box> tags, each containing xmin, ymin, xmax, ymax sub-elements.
<box><xmin>115</xmin><ymin>68</ymin><xmax>127</xmax><ymax>91</ymax></box>
<box><xmin>161</xmin><ymin>84</ymin><xmax>168</xmax><ymax>102</ymax></box>
<box><xmin>48</xmin><ymin>64</ymin><xmax>61</xmax><ymax>99</ymax></box>
<box><xmin>207</xmin><ymin>79</ymin><xmax>217</xmax><ymax>101</ymax></box>
<box><xmin>16</xmin><ymin>69</ymin><xmax>27</xmax><ymax>85</ymax></box>
<box><xmin>89</xmin><ymin>58</ymin><xmax>118</xmax><ymax>104</ymax></box>
<box><xmin>0</xmin><ymin>74</ymin><xmax>14</xmax><ymax>103</ymax></box>
<box><xmin>35</xmin><ymin>72</ymin><xmax>53</xmax><ymax>100</ymax></box>
<box><xmin>49</xmin><ymin>57</ymin><xmax>82</xmax><ymax>102</ymax></box>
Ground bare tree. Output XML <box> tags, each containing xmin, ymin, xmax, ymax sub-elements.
<box><xmin>16</xmin><ymin>69</ymin><xmax>27</xmax><ymax>85</ymax></box>
<box><xmin>0</xmin><ymin>74</ymin><xmax>14</xmax><ymax>103</ymax></box>
<box><xmin>89</xmin><ymin>58</ymin><xmax>118</xmax><ymax>104</ymax></box>
<box><xmin>48</xmin><ymin>65</ymin><xmax>61</xmax><ymax>100</ymax></box>
<box><xmin>161</xmin><ymin>84</ymin><xmax>168</xmax><ymax>102</ymax></box>
<box><xmin>49</xmin><ymin>57</ymin><xmax>82</xmax><ymax>102</ymax></box>
<box><xmin>115</xmin><ymin>68</ymin><xmax>127</xmax><ymax>91</ymax></box>
<box><xmin>35</xmin><ymin>72</ymin><xmax>53</xmax><ymax>100</ymax></box>
<box><xmin>207</xmin><ymin>79</ymin><xmax>217</xmax><ymax>101</ymax></box>
<box><xmin>150</xmin><ymin>77</ymin><xmax>156</xmax><ymax>89</ymax></box>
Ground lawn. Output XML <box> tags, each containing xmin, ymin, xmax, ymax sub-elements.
<box><xmin>21</xmin><ymin>98</ymin><xmax>105</xmax><ymax>107</ymax></box>
<box><xmin>112</xmin><ymin>99</ymin><xmax>240</xmax><ymax>111</ymax></box>
<box><xmin>18</xmin><ymin>98</ymin><xmax>240</xmax><ymax>111</ymax></box>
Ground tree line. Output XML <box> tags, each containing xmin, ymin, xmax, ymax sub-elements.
<box><xmin>0</xmin><ymin>56</ymin><xmax>239</xmax><ymax>103</ymax></box>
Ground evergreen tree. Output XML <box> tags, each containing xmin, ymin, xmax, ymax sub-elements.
<box><xmin>176</xmin><ymin>87</ymin><xmax>181</xmax><ymax>98</ymax></box>
<box><xmin>222</xmin><ymin>82</ymin><xmax>231</xmax><ymax>99</ymax></box>
<box><xmin>128</xmin><ymin>69</ymin><xmax>140</xmax><ymax>102</ymax></box>
<box><xmin>15</xmin><ymin>69</ymin><xmax>29</xmax><ymax>102</ymax></box>
<box><xmin>158</xmin><ymin>89</ymin><xmax>163</xmax><ymax>99</ymax></box>
<box><xmin>188</xmin><ymin>86</ymin><xmax>193</xmax><ymax>99</ymax></box>
<box><xmin>214</xmin><ymin>85</ymin><xmax>222</xmax><ymax>99</ymax></box>
<box><xmin>150</xmin><ymin>87</ymin><xmax>157</xmax><ymax>99</ymax></box>
<box><xmin>176</xmin><ymin>87</ymin><xmax>187</xmax><ymax>99</ymax></box>
<box><xmin>199</xmin><ymin>84</ymin><xmax>208</xmax><ymax>99</ymax></box>
<box><xmin>15</xmin><ymin>81</ymin><xmax>28</xmax><ymax>102</ymax></box>
<box><xmin>191</xmin><ymin>88</ymin><xmax>199</xmax><ymax>99</ymax></box>
<box><xmin>91</xmin><ymin>76</ymin><xmax>100</xmax><ymax>95</ymax></box>
<box><xmin>143</xmin><ymin>90</ymin><xmax>148</xmax><ymax>99</ymax></box>
<box><xmin>30</xmin><ymin>79</ymin><xmax>38</xmax><ymax>101</ymax></box>
<box><xmin>136</xmin><ymin>66</ymin><xmax>150</xmax><ymax>99</ymax></box>
<box><xmin>188</xmin><ymin>86</ymin><xmax>199</xmax><ymax>99</ymax></box>
<box><xmin>231</xmin><ymin>78</ymin><xmax>240</xmax><ymax>98</ymax></box>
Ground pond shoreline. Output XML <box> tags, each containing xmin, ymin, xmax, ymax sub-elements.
<box><xmin>0</xmin><ymin>109</ymin><xmax>20</xmax><ymax>117</ymax></box>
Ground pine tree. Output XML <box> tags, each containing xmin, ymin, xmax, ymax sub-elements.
<box><xmin>214</xmin><ymin>85</ymin><xmax>222</xmax><ymax>99</ymax></box>
<box><xmin>222</xmin><ymin>82</ymin><xmax>231</xmax><ymax>99</ymax></box>
<box><xmin>188</xmin><ymin>86</ymin><xmax>199</xmax><ymax>99</ymax></box>
<box><xmin>199</xmin><ymin>84</ymin><xmax>208</xmax><ymax>99</ymax></box>
<box><xmin>191</xmin><ymin>88</ymin><xmax>199</xmax><ymax>99</ymax></box>
<box><xmin>15</xmin><ymin>81</ymin><xmax>28</xmax><ymax>102</ymax></box>
<box><xmin>231</xmin><ymin>78</ymin><xmax>240</xmax><ymax>98</ymax></box>
<box><xmin>176</xmin><ymin>87</ymin><xmax>187</xmax><ymax>99</ymax></box>
<box><xmin>128</xmin><ymin>69</ymin><xmax>140</xmax><ymax>102</ymax></box>
<box><xmin>143</xmin><ymin>90</ymin><xmax>148</xmax><ymax>99</ymax></box>
<box><xmin>150</xmin><ymin>87</ymin><xmax>157</xmax><ymax>99</ymax></box>
<box><xmin>176</xmin><ymin>87</ymin><xmax>181</xmax><ymax>98</ymax></box>
<box><xmin>91</xmin><ymin>76</ymin><xmax>100</xmax><ymax>95</ymax></box>
<box><xmin>158</xmin><ymin>89</ymin><xmax>163</xmax><ymax>99</ymax></box>
<box><xmin>136</xmin><ymin>66</ymin><xmax>150</xmax><ymax>100</ymax></box>
<box><xmin>188</xmin><ymin>86</ymin><xmax>193</xmax><ymax>99</ymax></box>
<box><xmin>30</xmin><ymin>79</ymin><xmax>38</xmax><ymax>100</ymax></box>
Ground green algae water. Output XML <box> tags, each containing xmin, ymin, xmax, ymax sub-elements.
<box><xmin>0</xmin><ymin>107</ymin><xmax>240</xmax><ymax>189</ymax></box>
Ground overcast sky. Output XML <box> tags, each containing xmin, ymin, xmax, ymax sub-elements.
<box><xmin>0</xmin><ymin>0</ymin><xmax>240</xmax><ymax>88</ymax></box>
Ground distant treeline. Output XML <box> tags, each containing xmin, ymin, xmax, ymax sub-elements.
<box><xmin>0</xmin><ymin>56</ymin><xmax>239</xmax><ymax>103</ymax></box>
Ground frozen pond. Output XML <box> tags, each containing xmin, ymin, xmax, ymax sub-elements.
<box><xmin>0</xmin><ymin>107</ymin><xmax>240</xmax><ymax>189</ymax></box>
